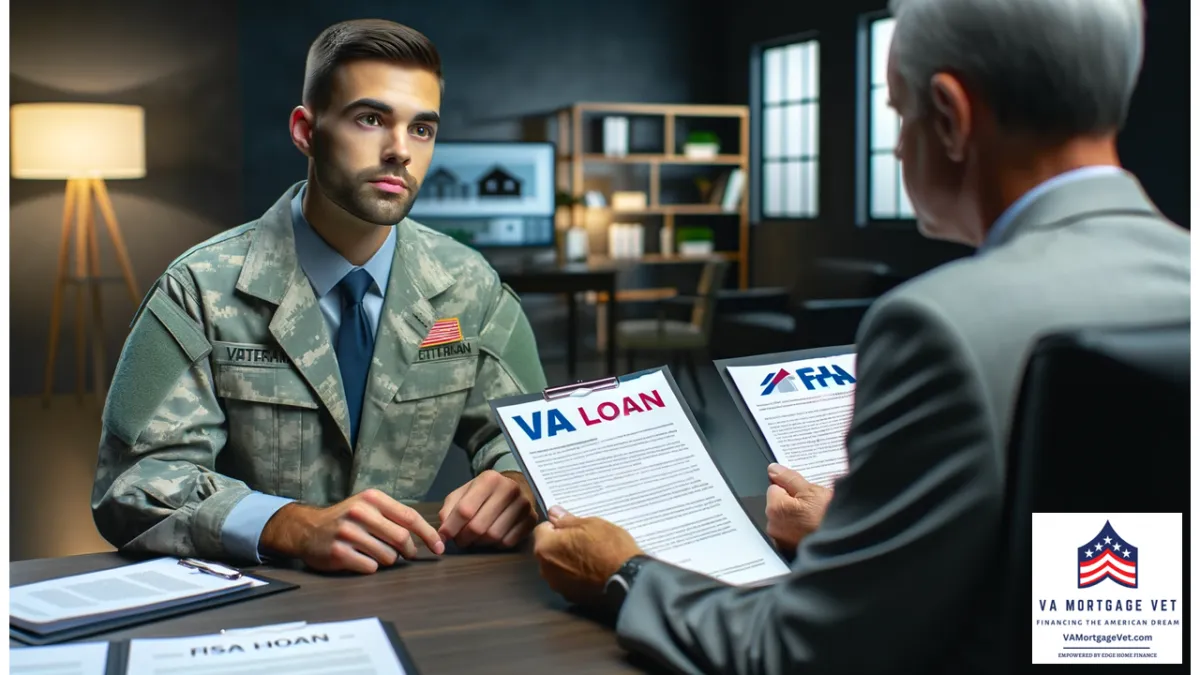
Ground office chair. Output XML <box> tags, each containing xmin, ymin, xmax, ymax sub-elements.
<box><xmin>616</xmin><ymin>259</ymin><xmax>729</xmax><ymax>409</ymax></box>
<box><xmin>1001</xmin><ymin>321</ymin><xmax>1190</xmax><ymax>666</ymax></box>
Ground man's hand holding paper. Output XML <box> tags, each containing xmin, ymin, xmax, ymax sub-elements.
<box><xmin>765</xmin><ymin>463</ymin><xmax>833</xmax><ymax>555</ymax></box>
<box><xmin>533</xmin><ymin>506</ymin><xmax>645</xmax><ymax>605</ymax></box>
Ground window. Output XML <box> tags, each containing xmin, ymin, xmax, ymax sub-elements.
<box><xmin>756</xmin><ymin>37</ymin><xmax>820</xmax><ymax>219</ymax></box>
<box><xmin>866</xmin><ymin>16</ymin><xmax>914</xmax><ymax>220</ymax></box>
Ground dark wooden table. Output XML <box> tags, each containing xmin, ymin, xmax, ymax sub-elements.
<box><xmin>497</xmin><ymin>262</ymin><xmax>619</xmax><ymax>379</ymax></box>
<box><xmin>11</xmin><ymin>498</ymin><xmax>769</xmax><ymax>674</ymax></box>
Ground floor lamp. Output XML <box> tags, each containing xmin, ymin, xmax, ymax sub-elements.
<box><xmin>11</xmin><ymin>103</ymin><xmax>145</xmax><ymax>407</ymax></box>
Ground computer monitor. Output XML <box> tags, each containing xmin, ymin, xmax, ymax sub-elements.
<box><xmin>408</xmin><ymin>141</ymin><xmax>557</xmax><ymax>247</ymax></box>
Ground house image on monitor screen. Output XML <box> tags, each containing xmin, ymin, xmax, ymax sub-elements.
<box><xmin>478</xmin><ymin>165</ymin><xmax>522</xmax><ymax>198</ymax></box>
<box><xmin>425</xmin><ymin>167</ymin><xmax>468</xmax><ymax>200</ymax></box>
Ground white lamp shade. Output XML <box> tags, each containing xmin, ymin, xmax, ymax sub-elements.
<box><xmin>11</xmin><ymin>103</ymin><xmax>146</xmax><ymax>179</ymax></box>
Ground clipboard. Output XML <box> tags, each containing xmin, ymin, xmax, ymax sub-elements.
<box><xmin>714</xmin><ymin>344</ymin><xmax>856</xmax><ymax>466</ymax></box>
<box><xmin>10</xmin><ymin>617</ymin><xmax>422</xmax><ymax>675</ymax></box>
<box><xmin>488</xmin><ymin>365</ymin><xmax>785</xmax><ymax>562</ymax></box>
<box><xmin>10</xmin><ymin>561</ymin><xmax>299</xmax><ymax>646</ymax></box>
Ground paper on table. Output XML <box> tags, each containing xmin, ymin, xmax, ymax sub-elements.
<box><xmin>10</xmin><ymin>558</ymin><xmax>260</xmax><ymax>626</ymax></box>
<box><xmin>10</xmin><ymin>642</ymin><xmax>109</xmax><ymax>675</ymax></box>
<box><xmin>726</xmin><ymin>352</ymin><xmax>857</xmax><ymax>488</ymax></box>
<box><xmin>125</xmin><ymin>617</ymin><xmax>407</xmax><ymax>675</ymax></box>
<box><xmin>495</xmin><ymin>369</ymin><xmax>791</xmax><ymax>586</ymax></box>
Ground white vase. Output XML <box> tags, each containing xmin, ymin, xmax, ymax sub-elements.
<box><xmin>565</xmin><ymin>227</ymin><xmax>589</xmax><ymax>261</ymax></box>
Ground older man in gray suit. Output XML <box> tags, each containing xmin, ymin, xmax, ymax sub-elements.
<box><xmin>530</xmin><ymin>0</ymin><xmax>1189</xmax><ymax>673</ymax></box>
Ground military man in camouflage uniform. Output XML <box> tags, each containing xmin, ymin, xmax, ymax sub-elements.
<box><xmin>92</xmin><ymin>19</ymin><xmax>547</xmax><ymax>574</ymax></box>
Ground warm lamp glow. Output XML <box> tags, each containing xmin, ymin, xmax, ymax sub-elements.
<box><xmin>11</xmin><ymin>103</ymin><xmax>145</xmax><ymax>179</ymax></box>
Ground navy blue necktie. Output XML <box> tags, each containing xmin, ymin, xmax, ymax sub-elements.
<box><xmin>336</xmin><ymin>269</ymin><xmax>374</xmax><ymax>447</ymax></box>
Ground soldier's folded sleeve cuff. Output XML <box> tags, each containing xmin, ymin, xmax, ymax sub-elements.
<box><xmin>221</xmin><ymin>492</ymin><xmax>296</xmax><ymax>565</ymax></box>
<box><xmin>471</xmin><ymin>434</ymin><xmax>515</xmax><ymax>475</ymax></box>
<box><xmin>190</xmin><ymin>485</ymin><xmax>254</xmax><ymax>560</ymax></box>
<box><xmin>492</xmin><ymin>454</ymin><xmax>521</xmax><ymax>474</ymax></box>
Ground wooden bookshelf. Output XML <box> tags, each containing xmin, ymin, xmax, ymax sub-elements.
<box><xmin>553</xmin><ymin>102</ymin><xmax>751</xmax><ymax>288</ymax></box>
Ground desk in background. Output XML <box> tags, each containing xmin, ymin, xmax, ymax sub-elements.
<box><xmin>497</xmin><ymin>261</ymin><xmax>619</xmax><ymax>379</ymax></box>
<box><xmin>11</xmin><ymin>498</ymin><xmax>769</xmax><ymax>674</ymax></box>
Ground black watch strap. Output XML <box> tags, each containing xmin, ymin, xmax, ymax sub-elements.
<box><xmin>616</xmin><ymin>554</ymin><xmax>651</xmax><ymax>585</ymax></box>
<box><xmin>604</xmin><ymin>554</ymin><xmax>651</xmax><ymax>614</ymax></box>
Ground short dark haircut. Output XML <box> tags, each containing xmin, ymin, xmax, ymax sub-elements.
<box><xmin>302</xmin><ymin>19</ymin><xmax>443</xmax><ymax>113</ymax></box>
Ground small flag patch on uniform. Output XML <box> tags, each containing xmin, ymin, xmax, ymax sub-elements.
<box><xmin>420</xmin><ymin>318</ymin><xmax>463</xmax><ymax>348</ymax></box>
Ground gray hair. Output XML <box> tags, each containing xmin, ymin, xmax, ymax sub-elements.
<box><xmin>887</xmin><ymin>0</ymin><xmax>1145</xmax><ymax>135</ymax></box>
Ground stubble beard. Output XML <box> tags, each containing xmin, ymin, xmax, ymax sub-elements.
<box><xmin>311</xmin><ymin>144</ymin><xmax>421</xmax><ymax>227</ymax></box>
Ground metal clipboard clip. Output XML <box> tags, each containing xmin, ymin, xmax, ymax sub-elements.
<box><xmin>542</xmin><ymin>376</ymin><xmax>620</xmax><ymax>401</ymax></box>
<box><xmin>178</xmin><ymin>558</ymin><xmax>243</xmax><ymax>580</ymax></box>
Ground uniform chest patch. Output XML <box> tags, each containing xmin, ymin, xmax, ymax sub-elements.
<box><xmin>417</xmin><ymin>337</ymin><xmax>477</xmax><ymax>363</ymax></box>
<box><xmin>212</xmin><ymin>341</ymin><xmax>289</xmax><ymax>367</ymax></box>
<box><xmin>419</xmin><ymin>318</ymin><xmax>464</xmax><ymax>348</ymax></box>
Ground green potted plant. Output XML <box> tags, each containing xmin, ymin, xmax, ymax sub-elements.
<box><xmin>683</xmin><ymin>131</ymin><xmax>720</xmax><ymax>159</ymax></box>
<box><xmin>676</xmin><ymin>226</ymin><xmax>714</xmax><ymax>256</ymax></box>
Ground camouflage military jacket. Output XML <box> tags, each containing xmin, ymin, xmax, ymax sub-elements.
<box><xmin>91</xmin><ymin>182</ymin><xmax>547</xmax><ymax>560</ymax></box>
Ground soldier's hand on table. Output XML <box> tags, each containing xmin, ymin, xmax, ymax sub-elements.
<box><xmin>765</xmin><ymin>463</ymin><xmax>833</xmax><ymax>555</ymax></box>
<box><xmin>438</xmin><ymin>470</ymin><xmax>538</xmax><ymax>549</ymax></box>
<box><xmin>261</xmin><ymin>488</ymin><xmax>444</xmax><ymax>574</ymax></box>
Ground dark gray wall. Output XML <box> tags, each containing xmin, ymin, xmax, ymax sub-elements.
<box><xmin>239</xmin><ymin>0</ymin><xmax>726</xmax><ymax>220</ymax></box>
<box><xmin>10</xmin><ymin>0</ymin><xmax>242</xmax><ymax>397</ymax></box>
<box><xmin>1114</xmin><ymin>0</ymin><xmax>1191</xmax><ymax>228</ymax></box>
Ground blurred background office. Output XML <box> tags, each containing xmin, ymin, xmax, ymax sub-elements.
<box><xmin>9</xmin><ymin>0</ymin><xmax>1189</xmax><ymax>561</ymax></box>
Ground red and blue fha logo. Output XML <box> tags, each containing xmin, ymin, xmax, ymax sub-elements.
<box><xmin>1078</xmin><ymin>520</ymin><xmax>1138</xmax><ymax>589</ymax></box>
<box><xmin>760</xmin><ymin>364</ymin><xmax>856</xmax><ymax>396</ymax></box>
<box><xmin>760</xmin><ymin>369</ymin><xmax>799</xmax><ymax>395</ymax></box>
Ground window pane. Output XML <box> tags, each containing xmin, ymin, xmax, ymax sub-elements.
<box><xmin>785</xmin><ymin>161</ymin><xmax>802</xmax><ymax>215</ymax></box>
<box><xmin>796</xmin><ymin>160</ymin><xmax>806</xmax><ymax>214</ymax></box>
<box><xmin>804</xmin><ymin>160</ymin><xmax>818</xmax><ymax>216</ymax></box>
<box><xmin>765</xmin><ymin>161</ymin><xmax>785</xmax><ymax>215</ymax></box>
<box><xmin>871</xmin><ymin>155</ymin><xmax>897</xmax><ymax>218</ymax></box>
<box><xmin>803</xmin><ymin>101</ymin><xmax>819</xmax><ymax>156</ymax></box>
<box><xmin>787</xmin><ymin>104</ymin><xmax>803</xmax><ymax>158</ymax></box>
<box><xmin>777</xmin><ymin>43</ymin><xmax>796</xmax><ymax>100</ymax></box>
<box><xmin>871</xmin><ymin>87</ymin><xmax>897</xmax><ymax>151</ymax></box>
<box><xmin>871</xmin><ymin>18</ymin><xmax>895</xmax><ymax>87</ymax></box>
<box><xmin>764</xmin><ymin>47</ymin><xmax>784</xmax><ymax>104</ymax></box>
<box><xmin>898</xmin><ymin>175</ymin><xmax>914</xmax><ymax>218</ymax></box>
<box><xmin>804</xmin><ymin>42</ymin><xmax>820</xmax><ymax>100</ymax></box>
<box><xmin>765</xmin><ymin>106</ymin><xmax>783</xmax><ymax>160</ymax></box>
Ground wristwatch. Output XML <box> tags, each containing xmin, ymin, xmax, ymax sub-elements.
<box><xmin>602</xmin><ymin>554</ymin><xmax>651</xmax><ymax>614</ymax></box>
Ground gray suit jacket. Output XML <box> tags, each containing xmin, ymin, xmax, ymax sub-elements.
<box><xmin>613</xmin><ymin>170</ymin><xmax>1190</xmax><ymax>674</ymax></box>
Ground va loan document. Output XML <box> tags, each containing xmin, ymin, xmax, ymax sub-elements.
<box><xmin>495</xmin><ymin>370</ymin><xmax>790</xmax><ymax>586</ymax></box>
<box><xmin>726</xmin><ymin>352</ymin><xmax>856</xmax><ymax>489</ymax></box>
<box><xmin>124</xmin><ymin>618</ymin><xmax>408</xmax><ymax>675</ymax></box>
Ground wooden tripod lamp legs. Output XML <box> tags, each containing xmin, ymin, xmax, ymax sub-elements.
<box><xmin>41</xmin><ymin>177</ymin><xmax>141</xmax><ymax>408</ymax></box>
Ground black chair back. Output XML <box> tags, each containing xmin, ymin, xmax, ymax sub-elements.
<box><xmin>1002</xmin><ymin>321</ymin><xmax>1190</xmax><ymax>667</ymax></box>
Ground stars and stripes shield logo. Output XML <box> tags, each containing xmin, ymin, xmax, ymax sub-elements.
<box><xmin>419</xmin><ymin>318</ymin><xmax>464</xmax><ymax>348</ymax></box>
<box><xmin>1077</xmin><ymin>520</ymin><xmax>1138</xmax><ymax>589</ymax></box>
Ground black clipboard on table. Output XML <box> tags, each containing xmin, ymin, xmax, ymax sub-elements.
<box><xmin>714</xmin><ymin>345</ymin><xmax>856</xmax><ymax>466</ymax></box>
<box><xmin>10</xmin><ymin>558</ymin><xmax>298</xmax><ymax>646</ymax></box>
<box><xmin>9</xmin><ymin>617</ymin><xmax>423</xmax><ymax>675</ymax></box>
<box><xmin>488</xmin><ymin>365</ymin><xmax>782</xmax><ymax>558</ymax></box>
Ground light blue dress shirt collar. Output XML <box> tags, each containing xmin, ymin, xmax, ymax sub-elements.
<box><xmin>979</xmin><ymin>165</ymin><xmax>1124</xmax><ymax>253</ymax></box>
<box><xmin>290</xmin><ymin>186</ymin><xmax>397</xmax><ymax>302</ymax></box>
